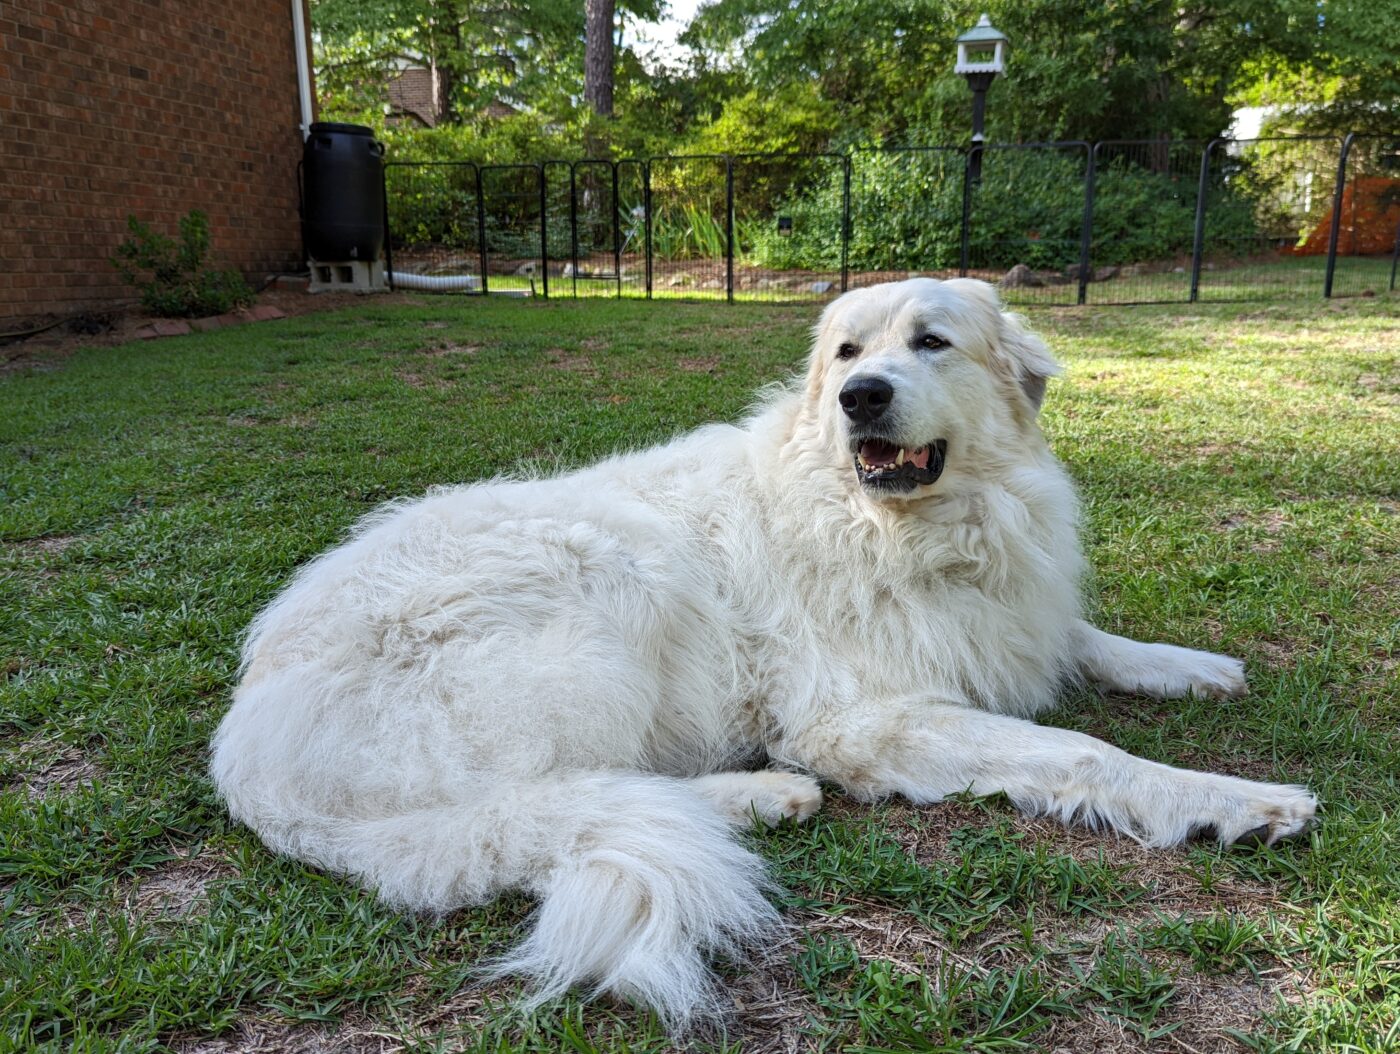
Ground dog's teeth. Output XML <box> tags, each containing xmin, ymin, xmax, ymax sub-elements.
<box><xmin>896</xmin><ymin>449</ymin><xmax>905</xmax><ymax>467</ymax></box>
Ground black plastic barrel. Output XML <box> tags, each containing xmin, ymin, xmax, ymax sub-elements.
<box><xmin>301</xmin><ymin>122</ymin><xmax>386</xmax><ymax>262</ymax></box>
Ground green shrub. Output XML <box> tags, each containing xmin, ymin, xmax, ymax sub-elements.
<box><xmin>748</xmin><ymin>149</ymin><xmax>1263</xmax><ymax>272</ymax></box>
<box><xmin>111</xmin><ymin>211</ymin><xmax>253</xmax><ymax>317</ymax></box>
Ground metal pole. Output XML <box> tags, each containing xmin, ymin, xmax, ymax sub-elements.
<box><xmin>1324</xmin><ymin>133</ymin><xmax>1355</xmax><ymax>299</ymax></box>
<box><xmin>569</xmin><ymin>163</ymin><xmax>579</xmax><ymax>298</ymax></box>
<box><xmin>644</xmin><ymin>162</ymin><xmax>653</xmax><ymax>299</ymax></box>
<box><xmin>1189</xmin><ymin>140</ymin><xmax>1216</xmax><ymax>303</ymax></box>
<box><xmin>476</xmin><ymin>165</ymin><xmax>489</xmax><ymax>296</ymax></box>
<box><xmin>612</xmin><ymin>161</ymin><xmax>622</xmax><ymax>299</ymax></box>
<box><xmin>1390</xmin><ymin>218</ymin><xmax>1399</xmax><ymax>293</ymax></box>
<box><xmin>1077</xmin><ymin>145</ymin><xmax>1096</xmax><ymax>306</ymax></box>
<box><xmin>841</xmin><ymin>156</ymin><xmax>851</xmax><ymax>293</ymax></box>
<box><xmin>380</xmin><ymin>162</ymin><xmax>395</xmax><ymax>292</ymax></box>
<box><xmin>725</xmin><ymin>155</ymin><xmax>735</xmax><ymax>303</ymax></box>
<box><xmin>959</xmin><ymin>148</ymin><xmax>974</xmax><ymax>277</ymax></box>
<box><xmin>538</xmin><ymin>165</ymin><xmax>549</xmax><ymax>299</ymax></box>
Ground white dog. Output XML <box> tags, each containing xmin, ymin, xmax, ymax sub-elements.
<box><xmin>211</xmin><ymin>278</ymin><xmax>1316</xmax><ymax>1027</ymax></box>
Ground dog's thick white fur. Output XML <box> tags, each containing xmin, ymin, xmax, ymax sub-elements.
<box><xmin>211</xmin><ymin>279</ymin><xmax>1316</xmax><ymax>1027</ymax></box>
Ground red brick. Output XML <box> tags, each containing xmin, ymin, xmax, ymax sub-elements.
<box><xmin>1</xmin><ymin>0</ymin><xmax>307</xmax><ymax>324</ymax></box>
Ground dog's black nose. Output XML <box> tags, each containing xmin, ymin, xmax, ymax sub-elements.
<box><xmin>839</xmin><ymin>377</ymin><xmax>894</xmax><ymax>424</ymax></box>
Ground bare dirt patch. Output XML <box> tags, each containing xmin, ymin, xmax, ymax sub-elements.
<box><xmin>678</xmin><ymin>356</ymin><xmax>722</xmax><ymax>373</ymax></box>
<box><xmin>126</xmin><ymin>848</ymin><xmax>241</xmax><ymax>920</ymax></box>
<box><xmin>172</xmin><ymin>1015</ymin><xmax>394</xmax><ymax>1054</ymax></box>
<box><xmin>421</xmin><ymin>342</ymin><xmax>480</xmax><ymax>357</ymax></box>
<box><xmin>8</xmin><ymin>744</ymin><xmax>102</xmax><ymax>798</ymax></box>
<box><xmin>546</xmin><ymin>347</ymin><xmax>600</xmax><ymax>375</ymax></box>
<box><xmin>6</xmin><ymin>534</ymin><xmax>81</xmax><ymax>558</ymax></box>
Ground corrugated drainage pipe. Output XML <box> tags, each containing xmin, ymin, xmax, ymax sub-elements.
<box><xmin>388</xmin><ymin>273</ymin><xmax>480</xmax><ymax>292</ymax></box>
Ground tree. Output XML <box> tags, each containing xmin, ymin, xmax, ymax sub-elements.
<box><xmin>585</xmin><ymin>0</ymin><xmax>616</xmax><ymax>117</ymax></box>
<box><xmin>681</xmin><ymin>0</ymin><xmax>1328</xmax><ymax>146</ymax></box>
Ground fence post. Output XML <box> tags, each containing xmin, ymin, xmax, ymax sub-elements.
<box><xmin>1189</xmin><ymin>139</ymin><xmax>1217</xmax><ymax>303</ymax></box>
<box><xmin>612</xmin><ymin>162</ymin><xmax>622</xmax><ymax>299</ymax></box>
<box><xmin>1390</xmin><ymin>218</ymin><xmax>1399</xmax><ymax>293</ymax></box>
<box><xmin>725</xmin><ymin>155</ymin><xmax>735</xmax><ymax>304</ymax></box>
<box><xmin>1324</xmin><ymin>133</ymin><xmax>1355</xmax><ymax>299</ymax></box>
<box><xmin>476</xmin><ymin>165</ymin><xmax>489</xmax><ymax>296</ymax></box>
<box><xmin>959</xmin><ymin>147</ymin><xmax>974</xmax><ymax>277</ymax></box>
<box><xmin>1077</xmin><ymin>145</ymin><xmax>1096</xmax><ymax>306</ymax></box>
<box><xmin>568</xmin><ymin>163</ymin><xmax>579</xmax><ymax>298</ymax></box>
<box><xmin>841</xmin><ymin>155</ymin><xmax>851</xmax><ymax>293</ymax></box>
<box><xmin>380</xmin><ymin>163</ymin><xmax>395</xmax><ymax>292</ymax></box>
<box><xmin>538</xmin><ymin>165</ymin><xmax>549</xmax><ymax>299</ymax></box>
<box><xmin>644</xmin><ymin>161</ymin><xmax>653</xmax><ymax>299</ymax></box>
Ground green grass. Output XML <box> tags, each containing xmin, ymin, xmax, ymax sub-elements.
<box><xmin>2</xmin><ymin>294</ymin><xmax>1397</xmax><ymax>1052</ymax></box>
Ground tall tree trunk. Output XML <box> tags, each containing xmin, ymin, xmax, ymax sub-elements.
<box><xmin>584</xmin><ymin>0</ymin><xmax>614</xmax><ymax>118</ymax></box>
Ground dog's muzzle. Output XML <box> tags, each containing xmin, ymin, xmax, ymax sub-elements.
<box><xmin>850</xmin><ymin>437</ymin><xmax>947</xmax><ymax>492</ymax></box>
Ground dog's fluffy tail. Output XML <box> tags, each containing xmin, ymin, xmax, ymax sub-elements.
<box><xmin>216</xmin><ymin>767</ymin><xmax>779</xmax><ymax>1028</ymax></box>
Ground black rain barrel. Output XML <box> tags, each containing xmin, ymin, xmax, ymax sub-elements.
<box><xmin>301</xmin><ymin>122</ymin><xmax>386</xmax><ymax>262</ymax></box>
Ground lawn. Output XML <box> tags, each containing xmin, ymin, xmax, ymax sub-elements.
<box><xmin>2</xmin><ymin>294</ymin><xmax>1397</xmax><ymax>1053</ymax></box>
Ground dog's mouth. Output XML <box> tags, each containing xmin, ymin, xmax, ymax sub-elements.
<box><xmin>851</xmin><ymin>437</ymin><xmax>947</xmax><ymax>492</ymax></box>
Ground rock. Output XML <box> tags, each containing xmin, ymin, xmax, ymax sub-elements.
<box><xmin>809</xmin><ymin>280</ymin><xmax>833</xmax><ymax>294</ymax></box>
<box><xmin>250</xmin><ymin>305</ymin><xmax>287</xmax><ymax>322</ymax></box>
<box><xmin>667</xmin><ymin>272</ymin><xmax>694</xmax><ymax>287</ymax></box>
<box><xmin>514</xmin><ymin>261</ymin><xmax>538</xmax><ymax>276</ymax></box>
<box><xmin>189</xmin><ymin>317</ymin><xmax>223</xmax><ymax>332</ymax></box>
<box><xmin>1064</xmin><ymin>263</ymin><xmax>1089</xmax><ymax>282</ymax></box>
<box><xmin>1172</xmin><ymin>266</ymin><xmax>1186</xmax><ymax>273</ymax></box>
<box><xmin>152</xmin><ymin>319</ymin><xmax>191</xmax><ymax>337</ymax></box>
<box><xmin>700</xmin><ymin>278</ymin><xmax>724</xmax><ymax>289</ymax></box>
<box><xmin>1092</xmin><ymin>265</ymin><xmax>1119</xmax><ymax>282</ymax></box>
<box><xmin>1000</xmin><ymin>263</ymin><xmax>1042</xmax><ymax>288</ymax></box>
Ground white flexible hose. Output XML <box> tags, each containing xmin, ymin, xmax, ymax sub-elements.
<box><xmin>388</xmin><ymin>272</ymin><xmax>480</xmax><ymax>291</ymax></box>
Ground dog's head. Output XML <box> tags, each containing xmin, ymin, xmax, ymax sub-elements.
<box><xmin>804</xmin><ymin>278</ymin><xmax>1060</xmax><ymax>500</ymax></box>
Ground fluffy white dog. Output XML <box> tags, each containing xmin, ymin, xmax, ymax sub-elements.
<box><xmin>211</xmin><ymin>278</ymin><xmax>1316</xmax><ymax>1027</ymax></box>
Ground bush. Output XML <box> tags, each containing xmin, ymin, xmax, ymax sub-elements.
<box><xmin>748</xmin><ymin>148</ymin><xmax>1263</xmax><ymax>273</ymax></box>
<box><xmin>111</xmin><ymin>211</ymin><xmax>253</xmax><ymax>317</ymax></box>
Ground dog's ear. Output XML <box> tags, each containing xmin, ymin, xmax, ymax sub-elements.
<box><xmin>996</xmin><ymin>310</ymin><xmax>1061</xmax><ymax>414</ymax></box>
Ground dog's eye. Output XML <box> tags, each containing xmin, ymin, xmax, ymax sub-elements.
<box><xmin>917</xmin><ymin>334</ymin><xmax>949</xmax><ymax>351</ymax></box>
<box><xmin>836</xmin><ymin>342</ymin><xmax>860</xmax><ymax>361</ymax></box>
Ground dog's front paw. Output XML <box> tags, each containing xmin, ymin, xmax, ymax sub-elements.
<box><xmin>1178</xmin><ymin>650</ymin><xmax>1248</xmax><ymax>700</ymax></box>
<box><xmin>1133</xmin><ymin>645</ymin><xmax>1248</xmax><ymax>701</ymax></box>
<box><xmin>1196</xmin><ymin>781</ymin><xmax>1317</xmax><ymax>848</ymax></box>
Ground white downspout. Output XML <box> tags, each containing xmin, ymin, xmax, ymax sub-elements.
<box><xmin>291</xmin><ymin>0</ymin><xmax>315</xmax><ymax>140</ymax></box>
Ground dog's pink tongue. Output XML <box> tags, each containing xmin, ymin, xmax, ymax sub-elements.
<box><xmin>908</xmin><ymin>446</ymin><xmax>930</xmax><ymax>470</ymax></box>
<box><xmin>859</xmin><ymin>440</ymin><xmax>898</xmax><ymax>466</ymax></box>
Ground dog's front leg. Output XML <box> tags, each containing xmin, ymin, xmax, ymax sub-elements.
<box><xmin>776</xmin><ymin>699</ymin><xmax>1314</xmax><ymax>848</ymax></box>
<box><xmin>1072</xmin><ymin>620</ymin><xmax>1247</xmax><ymax>700</ymax></box>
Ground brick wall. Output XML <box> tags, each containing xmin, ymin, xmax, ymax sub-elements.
<box><xmin>0</xmin><ymin>0</ymin><xmax>311</xmax><ymax>325</ymax></box>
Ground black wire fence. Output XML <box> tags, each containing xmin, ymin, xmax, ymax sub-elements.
<box><xmin>383</xmin><ymin>132</ymin><xmax>1400</xmax><ymax>306</ymax></box>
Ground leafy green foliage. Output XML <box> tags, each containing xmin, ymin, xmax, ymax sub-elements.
<box><xmin>109</xmin><ymin>211</ymin><xmax>253</xmax><ymax>319</ymax></box>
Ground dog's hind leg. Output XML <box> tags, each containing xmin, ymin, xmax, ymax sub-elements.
<box><xmin>689</xmin><ymin>770</ymin><xmax>823</xmax><ymax>827</ymax></box>
<box><xmin>777</xmin><ymin>698</ymin><xmax>1315</xmax><ymax>849</ymax></box>
<box><xmin>1072</xmin><ymin>620</ymin><xmax>1247</xmax><ymax>701</ymax></box>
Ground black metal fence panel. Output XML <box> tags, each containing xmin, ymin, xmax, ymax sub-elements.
<box><xmin>381</xmin><ymin>134</ymin><xmax>1397</xmax><ymax>305</ymax></box>
<box><xmin>964</xmin><ymin>142</ymin><xmax>1090</xmax><ymax>307</ymax></box>
<box><xmin>847</xmin><ymin>147</ymin><xmax>965</xmax><ymax>289</ymax></box>
<box><xmin>1328</xmin><ymin>135</ymin><xmax>1400</xmax><ymax>298</ymax></box>
<box><xmin>1194</xmin><ymin>137</ymin><xmax>1341</xmax><ymax>302</ymax></box>
<box><xmin>383</xmin><ymin>161</ymin><xmax>484</xmax><ymax>293</ymax></box>
<box><xmin>1087</xmin><ymin>140</ymin><xmax>1205</xmax><ymax>304</ymax></box>
<box><xmin>646</xmin><ymin>155</ymin><xmax>731</xmax><ymax>299</ymax></box>
<box><xmin>478</xmin><ymin>164</ymin><xmax>547</xmax><ymax>296</ymax></box>
<box><xmin>615</xmin><ymin>159</ymin><xmax>647</xmax><ymax>298</ymax></box>
<box><xmin>730</xmin><ymin>152</ymin><xmax>848</xmax><ymax>302</ymax></box>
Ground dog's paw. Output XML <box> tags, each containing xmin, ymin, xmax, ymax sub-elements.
<box><xmin>1137</xmin><ymin>645</ymin><xmax>1248</xmax><ymax>701</ymax></box>
<box><xmin>693</xmin><ymin>770</ymin><xmax>823</xmax><ymax>827</ymax></box>
<box><xmin>1194</xmin><ymin>782</ymin><xmax>1317</xmax><ymax>849</ymax></box>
